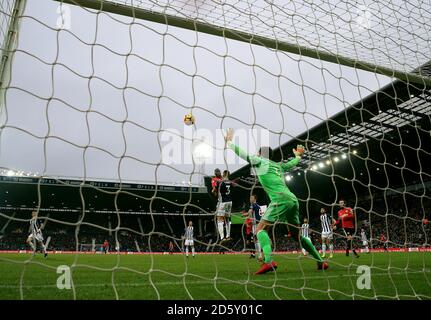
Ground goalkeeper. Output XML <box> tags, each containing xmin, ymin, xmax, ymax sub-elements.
<box><xmin>225</xmin><ymin>129</ymin><xmax>328</xmax><ymax>274</ymax></box>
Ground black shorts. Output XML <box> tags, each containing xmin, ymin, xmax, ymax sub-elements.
<box><xmin>245</xmin><ymin>232</ymin><xmax>253</xmax><ymax>243</ymax></box>
<box><xmin>343</xmin><ymin>228</ymin><xmax>355</xmax><ymax>237</ymax></box>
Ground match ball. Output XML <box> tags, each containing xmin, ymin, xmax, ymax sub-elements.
<box><xmin>183</xmin><ymin>113</ymin><xmax>195</xmax><ymax>126</ymax></box>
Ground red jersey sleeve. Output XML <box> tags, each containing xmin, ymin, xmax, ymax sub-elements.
<box><xmin>344</xmin><ymin>208</ymin><xmax>355</xmax><ymax>221</ymax></box>
<box><xmin>211</xmin><ymin>177</ymin><xmax>220</xmax><ymax>189</ymax></box>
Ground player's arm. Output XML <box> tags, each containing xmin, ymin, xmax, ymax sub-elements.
<box><xmin>211</xmin><ymin>178</ymin><xmax>219</xmax><ymax>196</ymax></box>
<box><xmin>281</xmin><ymin>144</ymin><xmax>304</xmax><ymax>172</ymax></box>
<box><xmin>332</xmin><ymin>218</ymin><xmax>338</xmax><ymax>230</ymax></box>
<box><xmin>225</xmin><ymin>129</ymin><xmax>261</xmax><ymax>166</ymax></box>
<box><xmin>344</xmin><ymin>208</ymin><xmax>355</xmax><ymax>220</ymax></box>
<box><xmin>335</xmin><ymin>214</ymin><xmax>342</xmax><ymax>227</ymax></box>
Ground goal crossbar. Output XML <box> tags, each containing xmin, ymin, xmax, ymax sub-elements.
<box><xmin>53</xmin><ymin>0</ymin><xmax>431</xmax><ymax>87</ymax></box>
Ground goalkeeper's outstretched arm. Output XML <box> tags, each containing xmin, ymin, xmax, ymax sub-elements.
<box><xmin>280</xmin><ymin>144</ymin><xmax>304</xmax><ymax>172</ymax></box>
<box><xmin>225</xmin><ymin>129</ymin><xmax>261</xmax><ymax>166</ymax></box>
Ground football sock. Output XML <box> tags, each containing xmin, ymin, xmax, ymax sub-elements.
<box><xmin>28</xmin><ymin>241</ymin><xmax>35</xmax><ymax>251</ymax></box>
<box><xmin>329</xmin><ymin>244</ymin><xmax>334</xmax><ymax>254</ymax></box>
<box><xmin>185</xmin><ymin>247</ymin><xmax>189</xmax><ymax>257</ymax></box>
<box><xmin>217</xmin><ymin>221</ymin><xmax>224</xmax><ymax>240</ymax></box>
<box><xmin>225</xmin><ymin>219</ymin><xmax>231</xmax><ymax>238</ymax></box>
<box><xmin>192</xmin><ymin>247</ymin><xmax>195</xmax><ymax>257</ymax></box>
<box><xmin>255</xmin><ymin>242</ymin><xmax>262</xmax><ymax>259</ymax></box>
<box><xmin>300</xmin><ymin>236</ymin><xmax>323</xmax><ymax>262</ymax></box>
<box><xmin>257</xmin><ymin>230</ymin><xmax>272</xmax><ymax>263</ymax></box>
<box><xmin>322</xmin><ymin>243</ymin><xmax>327</xmax><ymax>255</ymax></box>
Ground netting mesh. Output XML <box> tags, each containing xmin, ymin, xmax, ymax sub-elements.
<box><xmin>0</xmin><ymin>0</ymin><xmax>430</xmax><ymax>300</ymax></box>
<box><xmin>112</xmin><ymin>0</ymin><xmax>431</xmax><ymax>74</ymax></box>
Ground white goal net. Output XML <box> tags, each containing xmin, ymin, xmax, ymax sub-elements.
<box><xmin>0</xmin><ymin>0</ymin><xmax>430</xmax><ymax>300</ymax></box>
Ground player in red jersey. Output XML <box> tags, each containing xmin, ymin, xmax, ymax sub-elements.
<box><xmin>168</xmin><ymin>241</ymin><xmax>174</xmax><ymax>254</ymax></box>
<box><xmin>243</xmin><ymin>215</ymin><xmax>255</xmax><ymax>258</ymax></box>
<box><xmin>102</xmin><ymin>239</ymin><xmax>109</xmax><ymax>254</ymax></box>
<box><xmin>336</xmin><ymin>200</ymin><xmax>359</xmax><ymax>257</ymax></box>
<box><xmin>211</xmin><ymin>168</ymin><xmax>222</xmax><ymax>198</ymax></box>
<box><xmin>380</xmin><ymin>233</ymin><xmax>388</xmax><ymax>251</ymax></box>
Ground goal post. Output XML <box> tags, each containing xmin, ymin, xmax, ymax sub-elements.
<box><xmin>0</xmin><ymin>0</ymin><xmax>27</xmax><ymax>110</ymax></box>
<box><xmin>54</xmin><ymin>0</ymin><xmax>431</xmax><ymax>87</ymax></box>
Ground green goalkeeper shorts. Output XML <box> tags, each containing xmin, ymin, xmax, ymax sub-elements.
<box><xmin>262</xmin><ymin>197</ymin><xmax>300</xmax><ymax>226</ymax></box>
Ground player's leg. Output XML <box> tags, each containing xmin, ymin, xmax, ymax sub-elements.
<box><xmin>250</xmin><ymin>238</ymin><xmax>256</xmax><ymax>258</ymax></box>
<box><xmin>255</xmin><ymin>219</ymin><xmax>273</xmax><ymax>264</ymax></box>
<box><xmin>38</xmin><ymin>239</ymin><xmax>48</xmax><ymax>258</ymax></box>
<box><xmin>224</xmin><ymin>203</ymin><xmax>232</xmax><ymax>240</ymax></box>
<box><xmin>321</xmin><ymin>234</ymin><xmax>327</xmax><ymax>258</ymax></box>
<box><xmin>26</xmin><ymin>235</ymin><xmax>36</xmax><ymax>252</ymax></box>
<box><xmin>255</xmin><ymin>200</ymin><xmax>292</xmax><ymax>268</ymax></box>
<box><xmin>254</xmin><ymin>219</ymin><xmax>278</xmax><ymax>274</ymax></box>
<box><xmin>185</xmin><ymin>244</ymin><xmax>189</xmax><ymax>257</ymax></box>
<box><xmin>363</xmin><ymin>241</ymin><xmax>369</xmax><ymax>253</ymax></box>
<box><xmin>191</xmin><ymin>245</ymin><xmax>195</xmax><ymax>257</ymax></box>
<box><xmin>344</xmin><ymin>230</ymin><xmax>350</xmax><ymax>256</ymax></box>
<box><xmin>329</xmin><ymin>237</ymin><xmax>334</xmax><ymax>258</ymax></box>
<box><xmin>290</xmin><ymin>225</ymin><xmax>324</xmax><ymax>264</ymax></box>
<box><xmin>215</xmin><ymin>203</ymin><xmax>225</xmax><ymax>241</ymax></box>
<box><xmin>252</xmin><ymin>222</ymin><xmax>262</xmax><ymax>260</ymax></box>
<box><xmin>285</xmin><ymin>200</ymin><xmax>324</xmax><ymax>265</ymax></box>
<box><xmin>347</xmin><ymin>232</ymin><xmax>359</xmax><ymax>257</ymax></box>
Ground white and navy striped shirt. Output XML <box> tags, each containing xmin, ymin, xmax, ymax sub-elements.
<box><xmin>301</xmin><ymin>223</ymin><xmax>309</xmax><ymax>238</ymax></box>
<box><xmin>320</xmin><ymin>213</ymin><xmax>332</xmax><ymax>233</ymax></box>
<box><xmin>184</xmin><ymin>226</ymin><xmax>194</xmax><ymax>240</ymax></box>
<box><xmin>29</xmin><ymin>218</ymin><xmax>41</xmax><ymax>234</ymax></box>
<box><xmin>361</xmin><ymin>231</ymin><xmax>367</xmax><ymax>242</ymax></box>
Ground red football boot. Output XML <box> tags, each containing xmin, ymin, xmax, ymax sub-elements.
<box><xmin>255</xmin><ymin>261</ymin><xmax>278</xmax><ymax>275</ymax></box>
<box><xmin>317</xmin><ymin>261</ymin><xmax>329</xmax><ymax>270</ymax></box>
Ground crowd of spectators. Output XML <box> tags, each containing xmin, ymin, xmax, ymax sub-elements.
<box><xmin>0</xmin><ymin>195</ymin><xmax>429</xmax><ymax>253</ymax></box>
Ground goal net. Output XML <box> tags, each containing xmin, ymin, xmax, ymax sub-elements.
<box><xmin>0</xmin><ymin>0</ymin><xmax>430</xmax><ymax>300</ymax></box>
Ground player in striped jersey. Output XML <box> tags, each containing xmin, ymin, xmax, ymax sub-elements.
<box><xmin>248</xmin><ymin>194</ymin><xmax>263</xmax><ymax>260</ymax></box>
<box><xmin>360</xmin><ymin>228</ymin><xmax>370</xmax><ymax>253</ymax></box>
<box><xmin>320</xmin><ymin>208</ymin><xmax>335</xmax><ymax>258</ymax></box>
<box><xmin>183</xmin><ymin>221</ymin><xmax>195</xmax><ymax>258</ymax></box>
<box><xmin>211</xmin><ymin>168</ymin><xmax>225</xmax><ymax>242</ymax></box>
<box><xmin>26</xmin><ymin>211</ymin><xmax>48</xmax><ymax>258</ymax></box>
<box><xmin>301</xmin><ymin>218</ymin><xmax>310</xmax><ymax>256</ymax></box>
<box><xmin>218</xmin><ymin>170</ymin><xmax>234</xmax><ymax>244</ymax></box>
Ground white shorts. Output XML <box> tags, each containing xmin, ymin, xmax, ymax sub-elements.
<box><xmin>28</xmin><ymin>233</ymin><xmax>43</xmax><ymax>242</ymax></box>
<box><xmin>216</xmin><ymin>201</ymin><xmax>232</xmax><ymax>217</ymax></box>
<box><xmin>362</xmin><ymin>241</ymin><xmax>368</xmax><ymax>246</ymax></box>
<box><xmin>252</xmin><ymin>223</ymin><xmax>258</xmax><ymax>235</ymax></box>
<box><xmin>185</xmin><ymin>239</ymin><xmax>194</xmax><ymax>246</ymax></box>
<box><xmin>321</xmin><ymin>231</ymin><xmax>333</xmax><ymax>240</ymax></box>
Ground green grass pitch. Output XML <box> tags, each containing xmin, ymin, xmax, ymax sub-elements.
<box><xmin>0</xmin><ymin>252</ymin><xmax>430</xmax><ymax>300</ymax></box>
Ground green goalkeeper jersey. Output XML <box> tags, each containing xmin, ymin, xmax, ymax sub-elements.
<box><xmin>228</xmin><ymin>142</ymin><xmax>300</xmax><ymax>201</ymax></box>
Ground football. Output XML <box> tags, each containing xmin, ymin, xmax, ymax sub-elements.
<box><xmin>183</xmin><ymin>113</ymin><xmax>195</xmax><ymax>126</ymax></box>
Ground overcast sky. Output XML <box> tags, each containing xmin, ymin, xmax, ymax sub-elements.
<box><xmin>0</xmin><ymin>0</ymin><xmax>400</xmax><ymax>185</ymax></box>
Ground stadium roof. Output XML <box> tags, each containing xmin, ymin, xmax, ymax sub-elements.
<box><xmin>231</xmin><ymin>61</ymin><xmax>431</xmax><ymax>210</ymax></box>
